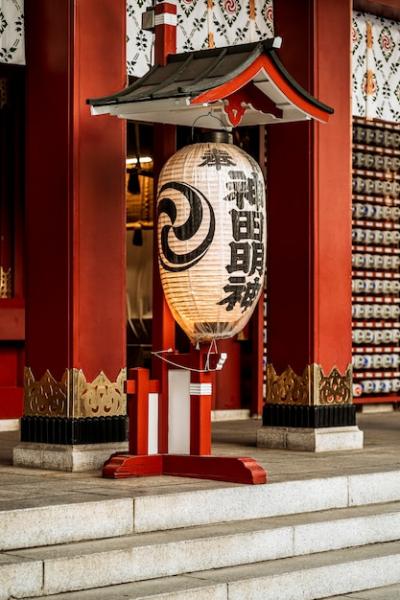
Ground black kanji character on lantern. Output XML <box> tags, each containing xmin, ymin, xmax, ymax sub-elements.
<box><xmin>226</xmin><ymin>242</ymin><xmax>250</xmax><ymax>274</ymax></box>
<box><xmin>226</xmin><ymin>241</ymin><xmax>264</xmax><ymax>277</ymax></box>
<box><xmin>249</xmin><ymin>242</ymin><xmax>264</xmax><ymax>276</ymax></box>
<box><xmin>240</xmin><ymin>277</ymin><xmax>261</xmax><ymax>311</ymax></box>
<box><xmin>198</xmin><ymin>148</ymin><xmax>236</xmax><ymax>171</ymax></box>
<box><xmin>231</xmin><ymin>209</ymin><xmax>263</xmax><ymax>242</ymax></box>
<box><xmin>217</xmin><ymin>276</ymin><xmax>246</xmax><ymax>311</ymax></box>
<box><xmin>217</xmin><ymin>275</ymin><xmax>261</xmax><ymax>312</ymax></box>
<box><xmin>224</xmin><ymin>171</ymin><xmax>263</xmax><ymax>209</ymax></box>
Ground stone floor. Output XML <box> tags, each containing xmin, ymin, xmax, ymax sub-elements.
<box><xmin>0</xmin><ymin>411</ymin><xmax>398</xmax><ymax>511</ymax></box>
<box><xmin>329</xmin><ymin>582</ymin><xmax>400</xmax><ymax>598</ymax></box>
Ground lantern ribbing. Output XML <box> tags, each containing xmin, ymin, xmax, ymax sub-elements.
<box><xmin>157</xmin><ymin>141</ymin><xmax>266</xmax><ymax>344</ymax></box>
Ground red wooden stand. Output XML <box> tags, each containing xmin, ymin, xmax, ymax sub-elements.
<box><xmin>103</xmin><ymin>2</ymin><xmax>266</xmax><ymax>486</ymax></box>
<box><xmin>103</xmin><ymin>365</ymin><xmax>267</xmax><ymax>485</ymax></box>
<box><xmin>103</xmin><ymin>453</ymin><xmax>266</xmax><ymax>484</ymax></box>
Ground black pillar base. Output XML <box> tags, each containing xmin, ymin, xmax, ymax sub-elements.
<box><xmin>20</xmin><ymin>416</ymin><xmax>127</xmax><ymax>444</ymax></box>
<box><xmin>262</xmin><ymin>404</ymin><xmax>356</xmax><ymax>428</ymax></box>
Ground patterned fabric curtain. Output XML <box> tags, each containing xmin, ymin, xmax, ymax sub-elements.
<box><xmin>127</xmin><ymin>0</ymin><xmax>274</xmax><ymax>78</ymax></box>
<box><xmin>0</xmin><ymin>0</ymin><xmax>24</xmax><ymax>65</ymax></box>
<box><xmin>352</xmin><ymin>11</ymin><xmax>400</xmax><ymax>122</ymax></box>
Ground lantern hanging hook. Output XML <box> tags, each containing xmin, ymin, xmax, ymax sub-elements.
<box><xmin>151</xmin><ymin>342</ymin><xmax>227</xmax><ymax>373</ymax></box>
<box><xmin>191</xmin><ymin>111</ymin><xmax>230</xmax><ymax>142</ymax></box>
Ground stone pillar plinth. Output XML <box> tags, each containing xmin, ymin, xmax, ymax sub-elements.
<box><xmin>257</xmin><ymin>364</ymin><xmax>363</xmax><ymax>451</ymax></box>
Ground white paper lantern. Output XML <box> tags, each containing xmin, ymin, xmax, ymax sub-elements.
<box><xmin>157</xmin><ymin>141</ymin><xmax>266</xmax><ymax>344</ymax></box>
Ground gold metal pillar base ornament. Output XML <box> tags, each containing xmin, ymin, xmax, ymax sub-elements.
<box><xmin>266</xmin><ymin>363</ymin><xmax>353</xmax><ymax>406</ymax></box>
<box><xmin>24</xmin><ymin>367</ymin><xmax>127</xmax><ymax>418</ymax></box>
<box><xmin>0</xmin><ymin>266</ymin><xmax>12</xmax><ymax>298</ymax></box>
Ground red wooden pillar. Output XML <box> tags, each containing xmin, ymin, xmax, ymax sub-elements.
<box><xmin>260</xmin><ymin>0</ymin><xmax>362</xmax><ymax>448</ymax></box>
<box><xmin>0</xmin><ymin>69</ymin><xmax>25</xmax><ymax>421</ymax></box>
<box><xmin>18</xmin><ymin>0</ymin><xmax>127</xmax><ymax>455</ymax></box>
<box><xmin>152</xmin><ymin>0</ymin><xmax>178</xmax><ymax>454</ymax></box>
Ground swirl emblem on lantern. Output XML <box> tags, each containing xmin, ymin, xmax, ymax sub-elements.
<box><xmin>157</xmin><ymin>142</ymin><xmax>266</xmax><ymax>344</ymax></box>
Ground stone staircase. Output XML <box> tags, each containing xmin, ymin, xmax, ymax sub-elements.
<box><xmin>1</xmin><ymin>470</ymin><xmax>400</xmax><ymax>600</ymax></box>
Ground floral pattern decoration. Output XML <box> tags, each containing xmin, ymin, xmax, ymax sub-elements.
<box><xmin>127</xmin><ymin>0</ymin><xmax>274</xmax><ymax>77</ymax></box>
<box><xmin>0</xmin><ymin>0</ymin><xmax>24</xmax><ymax>65</ymax></box>
<box><xmin>352</xmin><ymin>11</ymin><xmax>400</xmax><ymax>123</ymax></box>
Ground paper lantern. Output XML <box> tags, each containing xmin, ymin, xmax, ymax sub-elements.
<box><xmin>157</xmin><ymin>140</ymin><xmax>266</xmax><ymax>344</ymax></box>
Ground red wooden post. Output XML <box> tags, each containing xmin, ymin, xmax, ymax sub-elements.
<box><xmin>154</xmin><ymin>1</ymin><xmax>177</xmax><ymax>65</ymax></box>
<box><xmin>190</xmin><ymin>348</ymin><xmax>213</xmax><ymax>455</ymax></box>
<box><xmin>126</xmin><ymin>368</ymin><xmax>160</xmax><ymax>455</ymax></box>
<box><xmin>152</xmin><ymin>0</ymin><xmax>178</xmax><ymax>454</ymax></box>
<box><xmin>250</xmin><ymin>296</ymin><xmax>265</xmax><ymax>417</ymax></box>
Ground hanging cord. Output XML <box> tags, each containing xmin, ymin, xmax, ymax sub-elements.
<box><xmin>151</xmin><ymin>340</ymin><xmax>227</xmax><ymax>373</ymax></box>
<box><xmin>191</xmin><ymin>111</ymin><xmax>229</xmax><ymax>142</ymax></box>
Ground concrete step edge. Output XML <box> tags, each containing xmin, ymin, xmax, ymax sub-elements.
<box><xmin>1</xmin><ymin>469</ymin><xmax>400</xmax><ymax>550</ymax></box>
<box><xmin>0</xmin><ymin>497</ymin><xmax>135</xmax><ymax>551</ymax></box>
<box><xmin>4</xmin><ymin>508</ymin><xmax>400</xmax><ymax>595</ymax></box>
<box><xmin>18</xmin><ymin>541</ymin><xmax>400</xmax><ymax>600</ymax></box>
<box><xmin>133</xmin><ymin>469</ymin><xmax>400</xmax><ymax>532</ymax></box>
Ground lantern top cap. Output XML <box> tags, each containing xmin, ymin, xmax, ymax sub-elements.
<box><xmin>88</xmin><ymin>38</ymin><xmax>333</xmax><ymax>128</ymax></box>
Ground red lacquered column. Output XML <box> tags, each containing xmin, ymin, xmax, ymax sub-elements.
<box><xmin>152</xmin><ymin>1</ymin><xmax>178</xmax><ymax>453</ymax></box>
<box><xmin>18</xmin><ymin>0</ymin><xmax>127</xmax><ymax>459</ymax></box>
<box><xmin>259</xmin><ymin>0</ymin><xmax>362</xmax><ymax>450</ymax></box>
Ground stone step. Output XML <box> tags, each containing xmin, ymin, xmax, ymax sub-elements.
<box><xmin>325</xmin><ymin>582</ymin><xmax>400</xmax><ymax>599</ymax></box>
<box><xmin>133</xmin><ymin>469</ymin><xmax>400</xmax><ymax>532</ymax></box>
<box><xmin>2</xmin><ymin>469</ymin><xmax>400</xmax><ymax>551</ymax></box>
<box><xmin>2</xmin><ymin>502</ymin><xmax>400</xmax><ymax>596</ymax></box>
<box><xmin>0</xmin><ymin>497</ymin><xmax>134</xmax><ymax>551</ymax></box>
<box><xmin>20</xmin><ymin>541</ymin><xmax>400</xmax><ymax>600</ymax></box>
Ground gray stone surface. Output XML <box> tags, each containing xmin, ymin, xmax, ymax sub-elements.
<box><xmin>192</xmin><ymin>541</ymin><xmax>400</xmax><ymax>600</ymax></box>
<box><xmin>13</xmin><ymin>441</ymin><xmax>129</xmax><ymax>471</ymax></box>
<box><xmin>0</xmin><ymin>497</ymin><xmax>134</xmax><ymax>550</ymax></box>
<box><xmin>349</xmin><ymin>470</ymin><xmax>400</xmax><ymax>507</ymax></box>
<box><xmin>329</xmin><ymin>583</ymin><xmax>400</xmax><ymax>598</ymax></box>
<box><xmin>0</xmin><ymin>414</ymin><xmax>396</xmax><ymax>541</ymax></box>
<box><xmin>257</xmin><ymin>426</ymin><xmax>364</xmax><ymax>452</ymax></box>
<box><xmin>6</xmin><ymin>502</ymin><xmax>400</xmax><ymax>593</ymax></box>
<box><xmin>0</xmin><ymin>554</ymin><xmax>42</xmax><ymax>599</ymax></box>
<box><xmin>12</xmin><ymin>540</ymin><xmax>400</xmax><ymax>599</ymax></box>
<box><xmin>24</xmin><ymin>577</ymin><xmax>228</xmax><ymax>600</ymax></box>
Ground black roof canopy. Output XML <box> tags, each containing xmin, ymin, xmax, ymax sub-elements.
<box><xmin>88</xmin><ymin>38</ymin><xmax>333</xmax><ymax>129</ymax></box>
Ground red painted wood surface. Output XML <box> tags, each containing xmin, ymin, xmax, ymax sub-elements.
<box><xmin>353</xmin><ymin>395</ymin><xmax>400</xmax><ymax>405</ymax></box>
<box><xmin>163</xmin><ymin>455</ymin><xmax>267</xmax><ymax>484</ymax></box>
<box><xmin>152</xmin><ymin>4</ymin><xmax>177</xmax><ymax>453</ymax></box>
<box><xmin>103</xmin><ymin>454</ymin><xmax>163</xmax><ymax>478</ymax></box>
<box><xmin>0</xmin><ymin>66</ymin><xmax>25</xmax><ymax>419</ymax></box>
<box><xmin>354</xmin><ymin>0</ymin><xmax>400</xmax><ymax>20</ymax></box>
<box><xmin>154</xmin><ymin>2</ymin><xmax>177</xmax><ymax>66</ymax></box>
<box><xmin>24</xmin><ymin>0</ymin><xmax>126</xmax><ymax>382</ymax></box>
<box><xmin>192</xmin><ymin>55</ymin><xmax>331</xmax><ymax>123</ymax></box>
<box><xmin>103</xmin><ymin>453</ymin><xmax>267</xmax><ymax>484</ymax></box>
<box><xmin>0</xmin><ymin>302</ymin><xmax>24</xmax><ymax>341</ymax></box>
<box><xmin>127</xmin><ymin>367</ymin><xmax>160</xmax><ymax>455</ymax></box>
<box><xmin>267</xmin><ymin>0</ymin><xmax>352</xmax><ymax>377</ymax></box>
<box><xmin>250</xmin><ymin>296</ymin><xmax>264</xmax><ymax>416</ymax></box>
<box><xmin>190</xmin><ymin>348</ymin><xmax>213</xmax><ymax>455</ymax></box>
<box><xmin>215</xmin><ymin>339</ymin><xmax>241</xmax><ymax>410</ymax></box>
<box><xmin>0</xmin><ymin>347</ymin><xmax>24</xmax><ymax>418</ymax></box>
<box><xmin>225</xmin><ymin>84</ymin><xmax>283</xmax><ymax>127</ymax></box>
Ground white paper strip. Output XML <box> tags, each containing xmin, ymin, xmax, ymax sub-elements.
<box><xmin>168</xmin><ymin>369</ymin><xmax>190</xmax><ymax>454</ymax></box>
<box><xmin>190</xmin><ymin>383</ymin><xmax>212</xmax><ymax>396</ymax></box>
<box><xmin>148</xmin><ymin>392</ymin><xmax>159</xmax><ymax>455</ymax></box>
